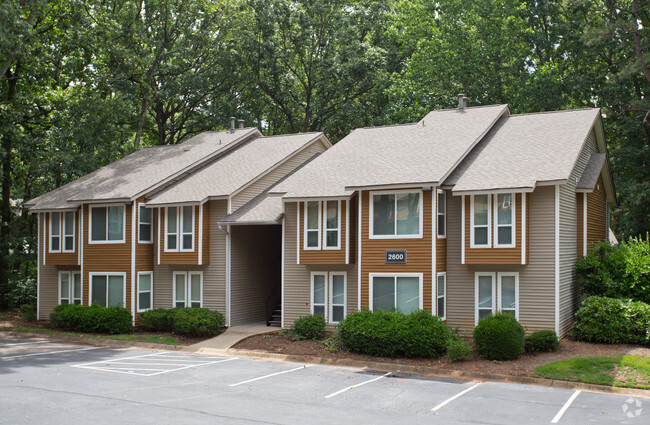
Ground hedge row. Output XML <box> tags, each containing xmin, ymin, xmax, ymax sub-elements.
<box><xmin>573</xmin><ymin>296</ymin><xmax>650</xmax><ymax>344</ymax></box>
<box><xmin>139</xmin><ymin>308</ymin><xmax>225</xmax><ymax>337</ymax></box>
<box><xmin>50</xmin><ymin>304</ymin><xmax>132</xmax><ymax>334</ymax></box>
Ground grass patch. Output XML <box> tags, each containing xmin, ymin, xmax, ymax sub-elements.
<box><xmin>11</xmin><ymin>327</ymin><xmax>178</xmax><ymax>346</ymax></box>
<box><xmin>534</xmin><ymin>356</ymin><xmax>650</xmax><ymax>389</ymax></box>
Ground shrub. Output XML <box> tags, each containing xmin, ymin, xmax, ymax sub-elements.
<box><xmin>446</xmin><ymin>335</ymin><xmax>473</xmax><ymax>361</ymax></box>
<box><xmin>290</xmin><ymin>314</ymin><xmax>326</xmax><ymax>340</ymax></box>
<box><xmin>172</xmin><ymin>308</ymin><xmax>224</xmax><ymax>337</ymax></box>
<box><xmin>19</xmin><ymin>304</ymin><xmax>37</xmax><ymax>322</ymax></box>
<box><xmin>338</xmin><ymin>309</ymin><xmax>451</xmax><ymax>358</ymax></box>
<box><xmin>473</xmin><ymin>313</ymin><xmax>525</xmax><ymax>360</ymax></box>
<box><xmin>525</xmin><ymin>330</ymin><xmax>559</xmax><ymax>353</ymax></box>
<box><xmin>572</xmin><ymin>296</ymin><xmax>650</xmax><ymax>344</ymax></box>
<box><xmin>139</xmin><ymin>308</ymin><xmax>177</xmax><ymax>332</ymax></box>
<box><xmin>50</xmin><ymin>304</ymin><xmax>133</xmax><ymax>334</ymax></box>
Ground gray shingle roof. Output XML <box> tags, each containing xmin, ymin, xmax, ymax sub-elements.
<box><xmin>576</xmin><ymin>153</ymin><xmax>606</xmax><ymax>192</ymax></box>
<box><xmin>218</xmin><ymin>193</ymin><xmax>283</xmax><ymax>225</ymax></box>
<box><xmin>446</xmin><ymin>109</ymin><xmax>600</xmax><ymax>193</ymax></box>
<box><xmin>25</xmin><ymin>128</ymin><xmax>260</xmax><ymax>211</ymax></box>
<box><xmin>272</xmin><ymin>105</ymin><xmax>508</xmax><ymax>199</ymax></box>
<box><xmin>146</xmin><ymin>133</ymin><xmax>327</xmax><ymax>206</ymax></box>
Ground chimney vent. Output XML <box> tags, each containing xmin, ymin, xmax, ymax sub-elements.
<box><xmin>238</xmin><ymin>119</ymin><xmax>244</xmax><ymax>129</ymax></box>
<box><xmin>458</xmin><ymin>93</ymin><xmax>468</xmax><ymax>110</ymax></box>
<box><xmin>230</xmin><ymin>117</ymin><xmax>236</xmax><ymax>132</ymax></box>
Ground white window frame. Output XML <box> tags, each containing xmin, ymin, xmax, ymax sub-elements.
<box><xmin>58</xmin><ymin>271</ymin><xmax>81</xmax><ymax>305</ymax></box>
<box><xmin>172</xmin><ymin>271</ymin><xmax>203</xmax><ymax>308</ymax></box>
<box><xmin>437</xmin><ymin>189</ymin><xmax>446</xmax><ymax>238</ymax></box>
<box><xmin>470</xmin><ymin>194</ymin><xmax>491</xmax><ymax>248</ymax></box>
<box><xmin>494</xmin><ymin>193</ymin><xmax>516</xmax><ymax>248</ymax></box>
<box><xmin>89</xmin><ymin>272</ymin><xmax>127</xmax><ymax>307</ymax></box>
<box><xmin>497</xmin><ymin>272</ymin><xmax>519</xmax><ymax>320</ymax></box>
<box><xmin>304</xmin><ymin>201</ymin><xmax>322</xmax><ymax>250</ymax></box>
<box><xmin>138</xmin><ymin>203</ymin><xmax>153</xmax><ymax>244</ymax></box>
<box><xmin>49</xmin><ymin>211</ymin><xmax>76</xmax><ymax>253</ymax></box>
<box><xmin>436</xmin><ymin>272</ymin><xmax>446</xmax><ymax>320</ymax></box>
<box><xmin>369</xmin><ymin>189</ymin><xmax>424</xmax><ymax>239</ymax></box>
<box><xmin>475</xmin><ymin>272</ymin><xmax>496</xmax><ymax>325</ymax></box>
<box><xmin>323</xmin><ymin>200</ymin><xmax>341</xmax><ymax>250</ymax></box>
<box><xmin>137</xmin><ymin>271</ymin><xmax>153</xmax><ymax>312</ymax></box>
<box><xmin>368</xmin><ymin>273</ymin><xmax>424</xmax><ymax>312</ymax></box>
<box><xmin>165</xmin><ymin>206</ymin><xmax>195</xmax><ymax>252</ymax></box>
<box><xmin>329</xmin><ymin>272</ymin><xmax>347</xmax><ymax>324</ymax></box>
<box><xmin>49</xmin><ymin>212</ymin><xmax>61</xmax><ymax>253</ymax></box>
<box><xmin>89</xmin><ymin>204</ymin><xmax>126</xmax><ymax>244</ymax></box>
<box><xmin>310</xmin><ymin>271</ymin><xmax>328</xmax><ymax>318</ymax></box>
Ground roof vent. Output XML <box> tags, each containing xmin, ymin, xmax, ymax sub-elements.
<box><xmin>458</xmin><ymin>93</ymin><xmax>468</xmax><ymax>110</ymax></box>
<box><xmin>230</xmin><ymin>116</ymin><xmax>236</xmax><ymax>133</ymax></box>
<box><xmin>238</xmin><ymin>119</ymin><xmax>244</xmax><ymax>129</ymax></box>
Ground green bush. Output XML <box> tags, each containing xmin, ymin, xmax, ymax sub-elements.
<box><xmin>473</xmin><ymin>313</ymin><xmax>525</xmax><ymax>360</ymax></box>
<box><xmin>19</xmin><ymin>304</ymin><xmax>37</xmax><ymax>322</ymax></box>
<box><xmin>338</xmin><ymin>309</ymin><xmax>451</xmax><ymax>358</ymax></box>
<box><xmin>290</xmin><ymin>314</ymin><xmax>326</xmax><ymax>340</ymax></box>
<box><xmin>446</xmin><ymin>335</ymin><xmax>473</xmax><ymax>361</ymax></box>
<box><xmin>525</xmin><ymin>330</ymin><xmax>560</xmax><ymax>353</ymax></box>
<box><xmin>172</xmin><ymin>308</ymin><xmax>224</xmax><ymax>337</ymax></box>
<box><xmin>49</xmin><ymin>304</ymin><xmax>132</xmax><ymax>334</ymax></box>
<box><xmin>139</xmin><ymin>308</ymin><xmax>177</xmax><ymax>332</ymax></box>
<box><xmin>572</xmin><ymin>296</ymin><xmax>650</xmax><ymax>344</ymax></box>
<box><xmin>575</xmin><ymin>236</ymin><xmax>650</xmax><ymax>304</ymax></box>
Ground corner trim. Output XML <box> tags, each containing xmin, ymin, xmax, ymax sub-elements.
<box><xmin>554</xmin><ymin>184</ymin><xmax>560</xmax><ymax>335</ymax></box>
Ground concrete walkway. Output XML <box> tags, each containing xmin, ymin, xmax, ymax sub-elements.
<box><xmin>186</xmin><ymin>322</ymin><xmax>278</xmax><ymax>352</ymax></box>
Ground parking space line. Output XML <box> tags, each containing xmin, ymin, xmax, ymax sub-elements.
<box><xmin>1</xmin><ymin>346</ymin><xmax>101</xmax><ymax>360</ymax></box>
<box><xmin>325</xmin><ymin>371</ymin><xmax>392</xmax><ymax>399</ymax></box>
<box><xmin>146</xmin><ymin>358</ymin><xmax>237</xmax><ymax>376</ymax></box>
<box><xmin>431</xmin><ymin>382</ymin><xmax>481</xmax><ymax>412</ymax></box>
<box><xmin>229</xmin><ymin>365</ymin><xmax>312</xmax><ymax>387</ymax></box>
<box><xmin>551</xmin><ymin>390</ymin><xmax>581</xmax><ymax>423</ymax></box>
<box><xmin>0</xmin><ymin>340</ymin><xmax>50</xmax><ymax>347</ymax></box>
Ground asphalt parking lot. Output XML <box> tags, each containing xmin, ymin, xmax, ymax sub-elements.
<box><xmin>1</xmin><ymin>335</ymin><xmax>648</xmax><ymax>425</ymax></box>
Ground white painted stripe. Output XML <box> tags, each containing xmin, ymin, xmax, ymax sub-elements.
<box><xmin>325</xmin><ymin>371</ymin><xmax>391</xmax><ymax>399</ymax></box>
<box><xmin>147</xmin><ymin>358</ymin><xmax>237</xmax><ymax>376</ymax></box>
<box><xmin>0</xmin><ymin>340</ymin><xmax>50</xmax><ymax>347</ymax></box>
<box><xmin>229</xmin><ymin>365</ymin><xmax>312</xmax><ymax>387</ymax></box>
<box><xmin>2</xmin><ymin>346</ymin><xmax>100</xmax><ymax>360</ymax></box>
<box><xmin>90</xmin><ymin>367</ymin><xmax>170</xmax><ymax>372</ymax></box>
<box><xmin>431</xmin><ymin>382</ymin><xmax>481</xmax><ymax>412</ymax></box>
<box><xmin>551</xmin><ymin>390</ymin><xmax>581</xmax><ymax>423</ymax></box>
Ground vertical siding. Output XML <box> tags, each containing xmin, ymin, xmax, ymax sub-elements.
<box><xmin>299</xmin><ymin>200</ymin><xmax>347</xmax><ymax>264</ymax></box>
<box><xmin>558</xmin><ymin>130</ymin><xmax>598</xmax><ymax>336</ymax></box>
<box><xmin>587</xmin><ymin>175</ymin><xmax>607</xmax><ymax>249</ymax></box>
<box><xmin>283</xmin><ymin>202</ymin><xmax>357</xmax><ymax>328</ymax></box>
<box><xmin>38</xmin><ymin>213</ymin><xmax>61</xmax><ymax>319</ymax></box>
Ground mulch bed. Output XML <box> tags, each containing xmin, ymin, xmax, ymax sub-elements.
<box><xmin>234</xmin><ymin>331</ymin><xmax>650</xmax><ymax>378</ymax></box>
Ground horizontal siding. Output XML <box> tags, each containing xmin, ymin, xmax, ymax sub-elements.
<box><xmin>299</xmin><ymin>200</ymin><xmax>347</xmax><ymax>265</ymax></box>
<box><xmin>38</xmin><ymin>213</ymin><xmax>60</xmax><ymax>319</ymax></box>
<box><xmin>159</xmin><ymin>205</ymin><xmax>201</xmax><ymax>265</ymax></box>
<box><xmin>202</xmin><ymin>202</ymin><xmax>210</xmax><ymax>265</ymax></box>
<box><xmin>44</xmin><ymin>211</ymin><xmax>80</xmax><ymax>266</ymax></box>
<box><xmin>587</xmin><ymin>175</ymin><xmax>607</xmax><ymax>249</ymax></box>
<box><xmin>577</xmin><ymin>194</ymin><xmax>584</xmax><ymax>259</ymax></box>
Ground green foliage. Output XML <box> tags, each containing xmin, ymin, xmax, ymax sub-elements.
<box><xmin>473</xmin><ymin>313</ymin><xmax>525</xmax><ymax>360</ymax></box>
<box><xmin>337</xmin><ymin>309</ymin><xmax>451</xmax><ymax>358</ymax></box>
<box><xmin>289</xmin><ymin>314</ymin><xmax>326</xmax><ymax>340</ymax></box>
<box><xmin>138</xmin><ymin>308</ymin><xmax>177</xmax><ymax>332</ymax></box>
<box><xmin>49</xmin><ymin>304</ymin><xmax>133</xmax><ymax>334</ymax></box>
<box><xmin>525</xmin><ymin>330</ymin><xmax>559</xmax><ymax>353</ymax></box>
<box><xmin>18</xmin><ymin>303</ymin><xmax>36</xmax><ymax>322</ymax></box>
<box><xmin>575</xmin><ymin>237</ymin><xmax>650</xmax><ymax>303</ymax></box>
<box><xmin>323</xmin><ymin>332</ymin><xmax>345</xmax><ymax>353</ymax></box>
<box><xmin>171</xmin><ymin>308</ymin><xmax>224</xmax><ymax>337</ymax></box>
<box><xmin>572</xmin><ymin>296</ymin><xmax>650</xmax><ymax>344</ymax></box>
<box><xmin>446</xmin><ymin>334</ymin><xmax>473</xmax><ymax>361</ymax></box>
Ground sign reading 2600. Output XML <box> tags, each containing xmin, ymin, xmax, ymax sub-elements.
<box><xmin>385</xmin><ymin>250</ymin><xmax>407</xmax><ymax>264</ymax></box>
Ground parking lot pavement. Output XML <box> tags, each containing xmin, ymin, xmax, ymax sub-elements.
<box><xmin>1</xmin><ymin>335</ymin><xmax>648</xmax><ymax>425</ymax></box>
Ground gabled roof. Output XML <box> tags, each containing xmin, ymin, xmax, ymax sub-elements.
<box><xmin>576</xmin><ymin>153</ymin><xmax>607</xmax><ymax>192</ymax></box>
<box><xmin>25</xmin><ymin>128</ymin><xmax>260</xmax><ymax>211</ymax></box>
<box><xmin>272</xmin><ymin>105</ymin><xmax>509</xmax><ymax>199</ymax></box>
<box><xmin>146</xmin><ymin>132</ymin><xmax>329</xmax><ymax>206</ymax></box>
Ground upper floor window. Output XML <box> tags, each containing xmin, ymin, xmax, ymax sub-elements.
<box><xmin>50</xmin><ymin>211</ymin><xmax>75</xmax><ymax>252</ymax></box>
<box><xmin>470</xmin><ymin>194</ymin><xmax>490</xmax><ymax>247</ymax></box>
<box><xmin>138</xmin><ymin>204</ymin><xmax>152</xmax><ymax>243</ymax></box>
<box><xmin>165</xmin><ymin>206</ymin><xmax>194</xmax><ymax>252</ymax></box>
<box><xmin>371</xmin><ymin>190</ymin><xmax>422</xmax><ymax>239</ymax></box>
<box><xmin>304</xmin><ymin>201</ymin><xmax>321</xmax><ymax>250</ymax></box>
<box><xmin>495</xmin><ymin>194</ymin><xmax>515</xmax><ymax>247</ymax></box>
<box><xmin>324</xmin><ymin>200</ymin><xmax>340</xmax><ymax>249</ymax></box>
<box><xmin>90</xmin><ymin>206</ymin><xmax>124</xmax><ymax>243</ymax></box>
<box><xmin>437</xmin><ymin>190</ymin><xmax>446</xmax><ymax>238</ymax></box>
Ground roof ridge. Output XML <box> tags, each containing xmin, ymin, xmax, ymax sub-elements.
<box><xmin>423</xmin><ymin>104</ymin><xmax>509</xmax><ymax>114</ymax></box>
<box><xmin>507</xmin><ymin>108</ymin><xmax>599</xmax><ymax>118</ymax></box>
<box><xmin>259</xmin><ymin>131</ymin><xmax>323</xmax><ymax>139</ymax></box>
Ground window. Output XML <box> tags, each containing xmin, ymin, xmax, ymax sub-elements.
<box><xmin>470</xmin><ymin>195</ymin><xmax>490</xmax><ymax>247</ymax></box>
<box><xmin>310</xmin><ymin>272</ymin><xmax>347</xmax><ymax>323</ymax></box>
<box><xmin>324</xmin><ymin>200</ymin><xmax>340</xmax><ymax>249</ymax></box>
<box><xmin>371</xmin><ymin>191</ymin><xmax>422</xmax><ymax>238</ymax></box>
<box><xmin>138</xmin><ymin>271</ymin><xmax>153</xmax><ymax>312</ymax></box>
<box><xmin>90</xmin><ymin>206</ymin><xmax>125</xmax><ymax>243</ymax></box>
<box><xmin>498</xmin><ymin>273</ymin><xmax>519</xmax><ymax>319</ymax></box>
<box><xmin>437</xmin><ymin>190</ymin><xmax>446</xmax><ymax>238</ymax></box>
<box><xmin>475</xmin><ymin>273</ymin><xmax>495</xmax><ymax>324</ymax></box>
<box><xmin>475</xmin><ymin>272</ymin><xmax>519</xmax><ymax>324</ymax></box>
<box><xmin>59</xmin><ymin>272</ymin><xmax>81</xmax><ymax>305</ymax></box>
<box><xmin>370</xmin><ymin>273</ymin><xmax>422</xmax><ymax>314</ymax></box>
<box><xmin>304</xmin><ymin>201</ymin><xmax>321</xmax><ymax>249</ymax></box>
<box><xmin>138</xmin><ymin>204</ymin><xmax>152</xmax><ymax>243</ymax></box>
<box><xmin>90</xmin><ymin>273</ymin><xmax>125</xmax><ymax>307</ymax></box>
<box><xmin>166</xmin><ymin>206</ymin><xmax>194</xmax><ymax>252</ymax></box>
<box><xmin>50</xmin><ymin>211</ymin><xmax>75</xmax><ymax>252</ymax></box>
<box><xmin>173</xmin><ymin>271</ymin><xmax>202</xmax><ymax>308</ymax></box>
<box><xmin>437</xmin><ymin>272</ymin><xmax>446</xmax><ymax>320</ymax></box>
<box><xmin>495</xmin><ymin>193</ymin><xmax>515</xmax><ymax>247</ymax></box>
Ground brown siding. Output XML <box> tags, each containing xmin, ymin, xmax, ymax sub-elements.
<box><xmin>577</xmin><ymin>193</ymin><xmax>584</xmax><ymax>258</ymax></box>
<box><xmin>159</xmin><ymin>205</ymin><xmax>201</xmax><ymax>265</ymax></box>
<box><xmin>299</xmin><ymin>200</ymin><xmax>347</xmax><ymax>265</ymax></box>
<box><xmin>587</xmin><ymin>175</ymin><xmax>607</xmax><ymax>250</ymax></box>
<box><xmin>360</xmin><ymin>190</ymin><xmax>433</xmax><ymax>312</ymax></box>
<box><xmin>437</xmin><ymin>191</ymin><xmax>448</xmax><ymax>272</ymax></box>
<box><xmin>135</xmin><ymin>197</ymin><xmax>154</xmax><ymax>274</ymax></box>
<box><xmin>44</xmin><ymin>211</ymin><xmax>80</xmax><ymax>266</ymax></box>
<box><xmin>349</xmin><ymin>194</ymin><xmax>357</xmax><ymax>264</ymax></box>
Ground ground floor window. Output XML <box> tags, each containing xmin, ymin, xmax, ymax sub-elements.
<box><xmin>437</xmin><ymin>272</ymin><xmax>446</xmax><ymax>320</ymax></box>
<box><xmin>59</xmin><ymin>271</ymin><xmax>81</xmax><ymax>305</ymax></box>
<box><xmin>138</xmin><ymin>271</ymin><xmax>153</xmax><ymax>312</ymax></box>
<box><xmin>310</xmin><ymin>271</ymin><xmax>347</xmax><ymax>323</ymax></box>
<box><xmin>370</xmin><ymin>273</ymin><xmax>422</xmax><ymax>314</ymax></box>
<box><xmin>174</xmin><ymin>271</ymin><xmax>202</xmax><ymax>308</ymax></box>
<box><xmin>475</xmin><ymin>272</ymin><xmax>519</xmax><ymax>324</ymax></box>
<box><xmin>90</xmin><ymin>273</ymin><xmax>125</xmax><ymax>307</ymax></box>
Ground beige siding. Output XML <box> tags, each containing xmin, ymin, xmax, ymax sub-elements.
<box><xmin>283</xmin><ymin>202</ymin><xmax>357</xmax><ymax>328</ymax></box>
<box><xmin>38</xmin><ymin>213</ymin><xmax>60</xmax><ymax>319</ymax></box>
<box><xmin>558</xmin><ymin>130</ymin><xmax>598</xmax><ymax>336</ymax></box>
<box><xmin>231</xmin><ymin>140</ymin><xmax>327</xmax><ymax>211</ymax></box>
<box><xmin>446</xmin><ymin>187</ymin><xmax>556</xmax><ymax>335</ymax></box>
